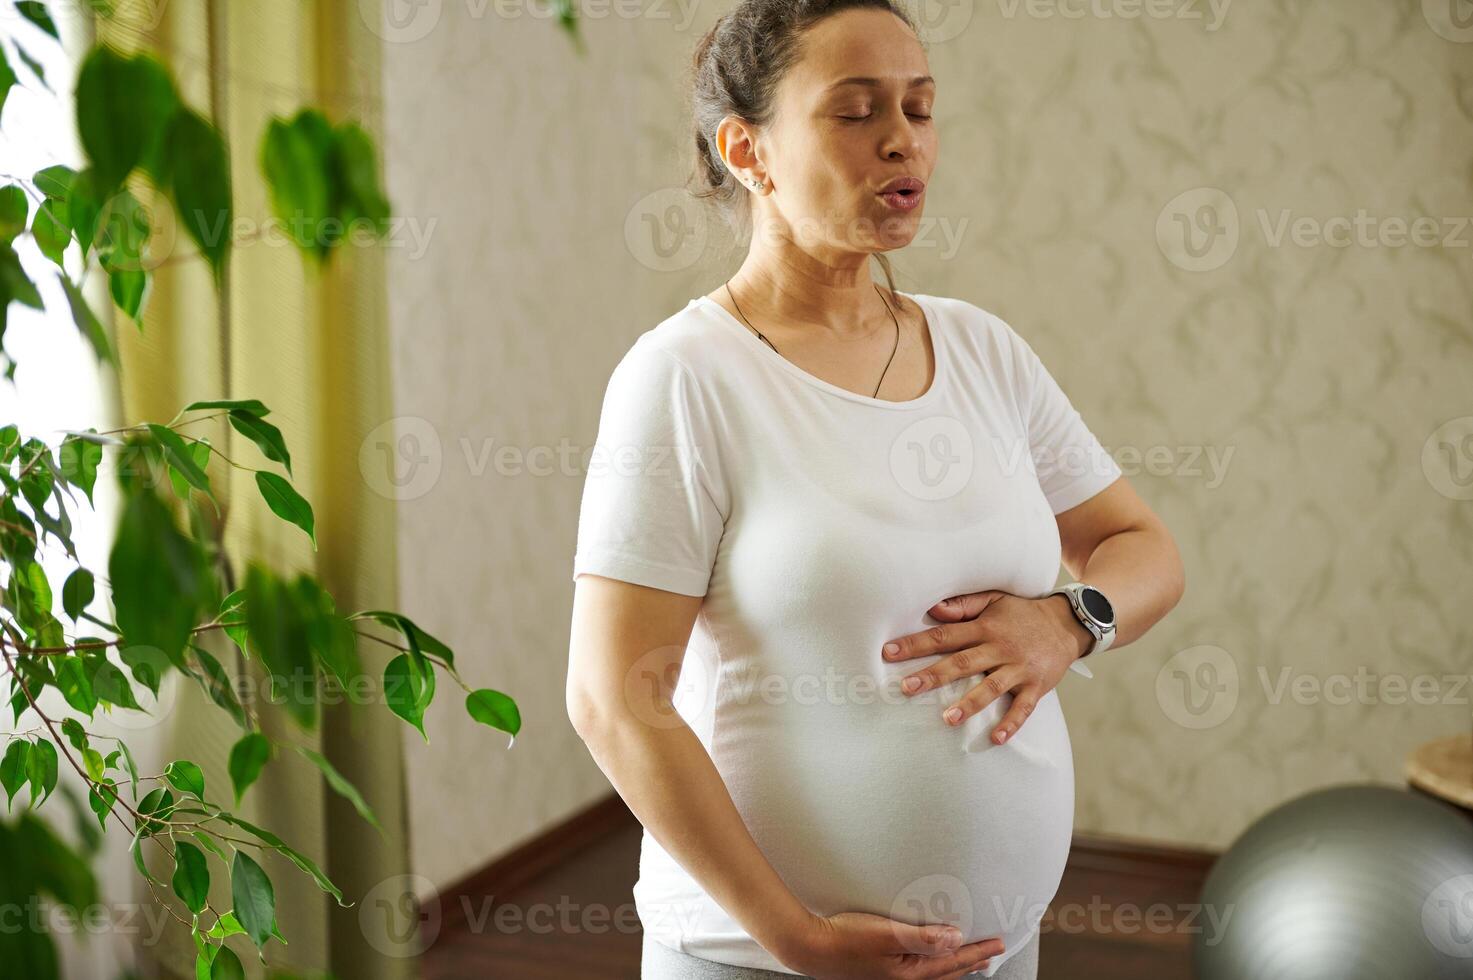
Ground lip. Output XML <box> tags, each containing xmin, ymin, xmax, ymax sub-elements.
<box><xmin>876</xmin><ymin>176</ymin><xmax>925</xmax><ymax>195</ymax></box>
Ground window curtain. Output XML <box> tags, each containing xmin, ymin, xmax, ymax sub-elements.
<box><xmin>100</xmin><ymin>1</ymin><xmax>412</xmax><ymax>976</ymax></box>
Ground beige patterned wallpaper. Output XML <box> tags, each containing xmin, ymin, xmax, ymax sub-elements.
<box><xmin>379</xmin><ymin>0</ymin><xmax>1473</xmax><ymax>902</ymax></box>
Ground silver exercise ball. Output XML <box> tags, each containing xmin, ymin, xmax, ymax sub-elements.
<box><xmin>1193</xmin><ymin>783</ymin><xmax>1473</xmax><ymax>980</ymax></box>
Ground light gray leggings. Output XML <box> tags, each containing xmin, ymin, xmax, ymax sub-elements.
<box><xmin>641</xmin><ymin>927</ymin><xmax>1040</xmax><ymax>980</ymax></box>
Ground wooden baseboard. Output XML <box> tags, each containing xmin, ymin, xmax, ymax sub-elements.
<box><xmin>427</xmin><ymin>793</ymin><xmax>636</xmax><ymax>934</ymax></box>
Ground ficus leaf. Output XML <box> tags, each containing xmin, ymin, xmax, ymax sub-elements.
<box><xmin>61</xmin><ymin>567</ymin><xmax>94</xmax><ymax>620</ymax></box>
<box><xmin>17</xmin><ymin>2</ymin><xmax>59</xmax><ymax>39</ymax></box>
<box><xmin>189</xmin><ymin>644</ymin><xmax>248</xmax><ymax>730</ymax></box>
<box><xmin>206</xmin><ymin>910</ymin><xmax>244</xmax><ymax>939</ymax></box>
<box><xmin>0</xmin><ymin>185</ymin><xmax>27</xmax><ymax>241</ymax></box>
<box><xmin>0</xmin><ymin>51</ymin><xmax>13</xmax><ymax>120</ymax></box>
<box><xmin>466</xmin><ymin>689</ymin><xmax>522</xmax><ymax>747</ymax></box>
<box><xmin>163</xmin><ymin>107</ymin><xmax>232</xmax><ymax>279</ymax></box>
<box><xmin>59</xmin><ymin>275</ymin><xmax>114</xmax><ymax>366</ymax></box>
<box><xmin>109</xmin><ymin>267</ymin><xmax>147</xmax><ymax>320</ymax></box>
<box><xmin>254</xmin><ymin>471</ymin><xmax>315</xmax><ymax>550</ymax></box>
<box><xmin>228</xmin><ymin>732</ymin><xmax>270</xmax><ymax>806</ymax></box>
<box><xmin>359</xmin><ymin>610</ymin><xmax>454</xmax><ymax>670</ymax></box>
<box><xmin>53</xmin><ymin>656</ymin><xmax>97</xmax><ymax>716</ymax></box>
<box><xmin>216</xmin><ymin>812</ymin><xmax>348</xmax><ymax>907</ymax></box>
<box><xmin>58</xmin><ymin>432</ymin><xmax>103</xmax><ymax>504</ymax></box>
<box><xmin>229</xmin><ymin>850</ymin><xmax>276</xmax><ymax>950</ymax></box>
<box><xmin>33</xmin><ymin>164</ymin><xmax>73</xmax><ymax>200</ymax></box>
<box><xmin>260</xmin><ymin>111</ymin><xmax>332</xmax><ymax>259</ymax></box>
<box><xmin>74</xmin><ymin>46</ymin><xmax>177</xmax><ymax>192</ymax></box>
<box><xmin>209</xmin><ymin>945</ymin><xmax>245</xmax><ymax>980</ymax></box>
<box><xmin>164</xmin><ymin>760</ymin><xmax>205</xmax><ymax>801</ymax></box>
<box><xmin>294</xmin><ymin>745</ymin><xmax>381</xmax><ymax>832</ymax></box>
<box><xmin>1</xmin><ymin>740</ymin><xmax>30</xmax><ymax>808</ymax></box>
<box><xmin>146</xmin><ymin>423</ymin><xmax>212</xmax><ymax>498</ymax></box>
<box><xmin>227</xmin><ymin>409</ymin><xmax>291</xmax><ymax>475</ymax></box>
<box><xmin>384</xmin><ymin>653</ymin><xmax>434</xmax><ymax>743</ymax></box>
<box><xmin>182</xmin><ymin>398</ymin><xmax>270</xmax><ymax>417</ymax></box>
<box><xmin>243</xmin><ymin>564</ymin><xmax>316</xmax><ymax>730</ymax></box>
<box><xmin>171</xmin><ymin>840</ymin><xmax>209</xmax><ymax>914</ymax></box>
<box><xmin>108</xmin><ymin>485</ymin><xmax>208</xmax><ymax>668</ymax></box>
<box><xmin>32</xmin><ymin>198</ymin><xmax>70</xmax><ymax>267</ymax></box>
<box><xmin>27</xmin><ymin>737</ymin><xmax>58</xmax><ymax>806</ymax></box>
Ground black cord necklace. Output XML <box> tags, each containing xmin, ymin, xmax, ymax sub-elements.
<box><xmin>724</xmin><ymin>280</ymin><xmax>902</xmax><ymax>399</ymax></box>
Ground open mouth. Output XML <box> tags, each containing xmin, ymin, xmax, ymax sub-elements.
<box><xmin>877</xmin><ymin>180</ymin><xmax>925</xmax><ymax>208</ymax></box>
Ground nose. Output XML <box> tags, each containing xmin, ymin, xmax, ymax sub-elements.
<box><xmin>880</xmin><ymin>112</ymin><xmax>923</xmax><ymax>161</ymax></box>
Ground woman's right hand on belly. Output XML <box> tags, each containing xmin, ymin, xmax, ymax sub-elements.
<box><xmin>779</xmin><ymin>910</ymin><xmax>1005</xmax><ymax>979</ymax></box>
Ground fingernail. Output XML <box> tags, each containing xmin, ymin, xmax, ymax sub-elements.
<box><xmin>902</xmin><ymin>677</ymin><xmax>921</xmax><ymax>694</ymax></box>
<box><xmin>883</xmin><ymin>642</ymin><xmax>899</xmax><ymax>657</ymax></box>
<box><xmin>944</xmin><ymin>707</ymin><xmax>962</xmax><ymax>724</ymax></box>
<box><xmin>996</xmin><ymin>728</ymin><xmax>1009</xmax><ymax>743</ymax></box>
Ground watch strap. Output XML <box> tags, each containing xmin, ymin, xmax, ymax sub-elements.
<box><xmin>1051</xmin><ymin>583</ymin><xmax>1111</xmax><ymax>677</ymax></box>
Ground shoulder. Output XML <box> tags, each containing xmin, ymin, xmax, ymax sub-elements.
<box><xmin>912</xmin><ymin>292</ymin><xmax>1024</xmax><ymax>349</ymax></box>
<box><xmin>911</xmin><ymin>292</ymin><xmax>1040</xmax><ymax>387</ymax></box>
<box><xmin>612</xmin><ymin>298</ymin><xmax>738</xmax><ymax>385</ymax></box>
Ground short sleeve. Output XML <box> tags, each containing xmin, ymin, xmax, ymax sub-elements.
<box><xmin>998</xmin><ymin>316</ymin><xmax>1122</xmax><ymax>515</ymax></box>
<box><xmin>572</xmin><ymin>339</ymin><xmax>729</xmax><ymax>597</ymax></box>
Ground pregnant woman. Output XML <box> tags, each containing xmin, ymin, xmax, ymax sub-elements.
<box><xmin>567</xmin><ymin>2</ymin><xmax>1185</xmax><ymax>978</ymax></box>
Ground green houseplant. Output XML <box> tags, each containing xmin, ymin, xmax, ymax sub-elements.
<box><xmin>0</xmin><ymin>2</ymin><xmax>555</xmax><ymax>976</ymax></box>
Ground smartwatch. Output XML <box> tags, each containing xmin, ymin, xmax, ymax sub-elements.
<box><xmin>1049</xmin><ymin>582</ymin><xmax>1116</xmax><ymax>676</ymax></box>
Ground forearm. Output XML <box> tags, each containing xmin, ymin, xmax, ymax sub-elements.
<box><xmin>1071</xmin><ymin>522</ymin><xmax>1184</xmax><ymax>651</ymax></box>
<box><xmin>574</xmin><ymin>712</ymin><xmax>815</xmax><ymax>964</ymax></box>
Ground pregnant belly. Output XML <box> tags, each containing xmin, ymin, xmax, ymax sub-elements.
<box><xmin>709</xmin><ymin>680</ymin><xmax>1075</xmax><ymax>952</ymax></box>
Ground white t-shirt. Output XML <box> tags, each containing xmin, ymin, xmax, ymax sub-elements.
<box><xmin>572</xmin><ymin>291</ymin><xmax>1122</xmax><ymax>976</ymax></box>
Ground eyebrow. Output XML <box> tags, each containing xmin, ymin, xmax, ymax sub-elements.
<box><xmin>824</xmin><ymin>75</ymin><xmax>935</xmax><ymax>93</ymax></box>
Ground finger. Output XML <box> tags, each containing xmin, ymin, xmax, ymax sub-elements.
<box><xmin>899</xmin><ymin>642</ymin><xmax>1004</xmax><ymax>698</ymax></box>
<box><xmin>908</xmin><ymin>937</ymin><xmax>1006</xmax><ymax>979</ymax></box>
<box><xmin>888</xmin><ymin>921</ymin><xmax>965</xmax><ymax>957</ymax></box>
<box><xmin>927</xmin><ymin>590</ymin><xmax>1006</xmax><ymax>621</ymax></box>
<box><xmin>941</xmin><ymin>667</ymin><xmax>1028</xmax><ymax>728</ymax></box>
<box><xmin>988</xmin><ymin>685</ymin><xmax>1041</xmax><ymax>745</ymax></box>
<box><xmin>883</xmin><ymin>621</ymin><xmax>981</xmax><ymax>663</ymax></box>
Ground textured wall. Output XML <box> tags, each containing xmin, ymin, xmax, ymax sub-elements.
<box><xmin>380</xmin><ymin>0</ymin><xmax>1473</xmax><ymax>901</ymax></box>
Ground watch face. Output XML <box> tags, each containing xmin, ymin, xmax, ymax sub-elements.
<box><xmin>1080</xmin><ymin>586</ymin><xmax>1115</xmax><ymax>626</ymax></box>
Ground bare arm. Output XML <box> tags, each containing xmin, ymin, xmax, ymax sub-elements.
<box><xmin>892</xmin><ymin>476</ymin><xmax>1186</xmax><ymax>743</ymax></box>
<box><xmin>1054</xmin><ymin>475</ymin><xmax>1186</xmax><ymax>651</ymax></box>
<box><xmin>565</xmin><ymin>573</ymin><xmax>817</xmax><ymax>966</ymax></box>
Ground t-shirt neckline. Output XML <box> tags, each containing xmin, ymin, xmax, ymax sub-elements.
<box><xmin>692</xmin><ymin>291</ymin><xmax>948</xmax><ymax>411</ymax></box>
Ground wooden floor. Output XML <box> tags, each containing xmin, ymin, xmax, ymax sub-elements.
<box><xmin>419</xmin><ymin>796</ymin><xmax>1214</xmax><ymax>980</ymax></box>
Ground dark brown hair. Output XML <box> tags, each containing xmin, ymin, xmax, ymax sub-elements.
<box><xmin>687</xmin><ymin>0</ymin><xmax>925</xmax><ymax>299</ymax></box>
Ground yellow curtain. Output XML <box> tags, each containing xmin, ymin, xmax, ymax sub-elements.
<box><xmin>101</xmin><ymin>2</ymin><xmax>411</xmax><ymax>976</ymax></box>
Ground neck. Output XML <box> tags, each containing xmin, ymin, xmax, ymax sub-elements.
<box><xmin>727</xmin><ymin>252</ymin><xmax>895</xmax><ymax>340</ymax></box>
